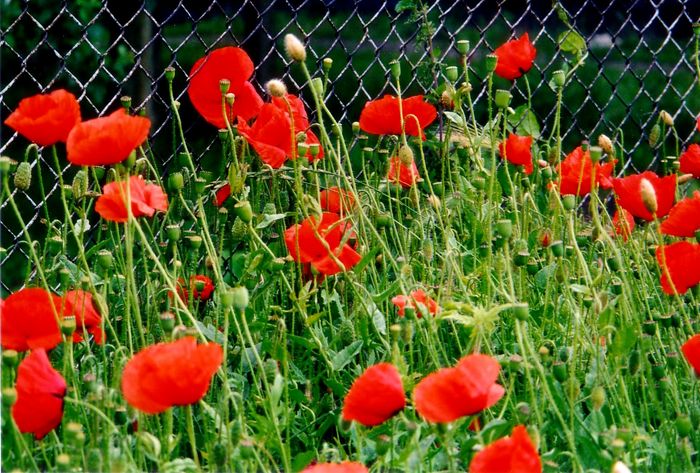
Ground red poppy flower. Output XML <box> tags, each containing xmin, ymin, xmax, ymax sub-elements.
<box><xmin>413</xmin><ymin>354</ymin><xmax>505</xmax><ymax>423</ymax></box>
<box><xmin>540</xmin><ymin>231</ymin><xmax>551</xmax><ymax>248</ymax></box>
<box><xmin>62</xmin><ymin>290</ymin><xmax>105</xmax><ymax>344</ymax></box>
<box><xmin>1</xmin><ymin>288</ymin><xmax>63</xmax><ymax>352</ymax></box>
<box><xmin>271</xmin><ymin>94</ymin><xmax>324</xmax><ymax>161</ymax></box>
<box><xmin>660</xmin><ymin>191</ymin><xmax>700</xmax><ymax>237</ymax></box>
<box><xmin>319</xmin><ymin>187</ymin><xmax>356</xmax><ymax>215</ymax></box>
<box><xmin>469</xmin><ymin>425</ymin><xmax>542</xmax><ymax>473</ymax></box>
<box><xmin>493</xmin><ymin>34</ymin><xmax>537</xmax><ymax>81</ymax></box>
<box><xmin>12</xmin><ymin>349</ymin><xmax>67</xmax><ymax>439</ymax></box>
<box><xmin>4</xmin><ymin>89</ymin><xmax>81</xmax><ymax>146</ymax></box>
<box><xmin>612</xmin><ymin>208</ymin><xmax>635</xmax><ymax>241</ymax></box>
<box><xmin>359</xmin><ymin>95</ymin><xmax>437</xmax><ymax>139</ymax></box>
<box><xmin>342</xmin><ymin>363</ymin><xmax>405</xmax><ymax>426</ymax></box>
<box><xmin>214</xmin><ymin>184</ymin><xmax>232</xmax><ymax>207</ymax></box>
<box><xmin>679</xmin><ymin>144</ymin><xmax>700</xmax><ymax>179</ymax></box>
<box><xmin>95</xmin><ymin>175</ymin><xmax>168</xmax><ymax>223</ymax></box>
<box><xmin>284</xmin><ymin>212</ymin><xmax>361</xmax><ymax>276</ymax></box>
<box><xmin>387</xmin><ymin>157</ymin><xmax>422</xmax><ymax>188</ymax></box>
<box><xmin>238</xmin><ymin>103</ymin><xmax>293</xmax><ymax>168</ymax></box>
<box><xmin>557</xmin><ymin>146</ymin><xmax>616</xmax><ymax>196</ymax></box>
<box><xmin>655</xmin><ymin>241</ymin><xmax>700</xmax><ymax>295</ymax></box>
<box><xmin>612</xmin><ymin>171</ymin><xmax>676</xmax><ymax>221</ymax></box>
<box><xmin>188</xmin><ymin>46</ymin><xmax>263</xmax><ymax>128</ymax></box>
<box><xmin>682</xmin><ymin>334</ymin><xmax>700</xmax><ymax>376</ymax></box>
<box><xmin>66</xmin><ymin>109</ymin><xmax>150</xmax><ymax>166</ymax></box>
<box><xmin>303</xmin><ymin>462</ymin><xmax>369</xmax><ymax>473</ymax></box>
<box><xmin>697</xmin><ymin>116</ymin><xmax>700</xmax><ymax>132</ymax></box>
<box><xmin>391</xmin><ymin>289</ymin><xmax>440</xmax><ymax>318</ymax></box>
<box><xmin>499</xmin><ymin>133</ymin><xmax>533</xmax><ymax>175</ymax></box>
<box><xmin>175</xmin><ymin>275</ymin><xmax>215</xmax><ymax>303</ymax></box>
<box><xmin>121</xmin><ymin>336</ymin><xmax>223</xmax><ymax>414</ymax></box>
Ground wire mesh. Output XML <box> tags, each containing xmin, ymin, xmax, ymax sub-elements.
<box><xmin>1</xmin><ymin>0</ymin><xmax>699</xmax><ymax>293</ymax></box>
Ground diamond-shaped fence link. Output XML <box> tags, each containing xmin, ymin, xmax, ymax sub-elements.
<box><xmin>1</xmin><ymin>0</ymin><xmax>698</xmax><ymax>293</ymax></box>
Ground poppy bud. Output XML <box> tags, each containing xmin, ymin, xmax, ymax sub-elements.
<box><xmin>598</xmin><ymin>134</ymin><xmax>614</xmax><ymax>155</ymax></box>
<box><xmin>562</xmin><ymin>194</ymin><xmax>576</xmax><ymax>210</ymax></box>
<box><xmin>13</xmin><ymin>161</ymin><xmax>31</xmax><ymax>190</ymax></box>
<box><xmin>186</xmin><ymin>235</ymin><xmax>203</xmax><ymax>250</ymax></box>
<box><xmin>589</xmin><ymin>146</ymin><xmax>602</xmax><ymax>163</ymax></box>
<box><xmin>96</xmin><ymin>249</ymin><xmax>113</xmax><ymax>271</ymax></box>
<box><xmin>612</xmin><ymin>461</ymin><xmax>632</xmax><ymax>473</ymax></box>
<box><xmin>440</xmin><ymin>90</ymin><xmax>454</xmax><ymax>109</ymax></box>
<box><xmin>323</xmin><ymin>57</ymin><xmax>333</xmax><ymax>71</ymax></box>
<box><xmin>62</xmin><ymin>316</ymin><xmax>77</xmax><ymax>336</ymax></box>
<box><xmin>265</xmin><ymin>79</ymin><xmax>287</xmax><ymax>98</ymax></box>
<box><xmin>495</xmin><ymin>219</ymin><xmax>513</xmax><ymax>239</ymax></box>
<box><xmin>233</xmin><ymin>200</ymin><xmax>254</xmax><ymax>223</ymax></box>
<box><xmin>164</xmin><ymin>66</ymin><xmax>175</xmax><ymax>82</ymax></box>
<box><xmin>72</xmin><ymin>169</ymin><xmax>88</xmax><ymax>200</ymax></box>
<box><xmin>56</xmin><ymin>453</ymin><xmax>72</xmax><ymax>470</ymax></box>
<box><xmin>552</xmin><ymin>361</ymin><xmax>567</xmax><ymax>382</ymax></box>
<box><xmin>0</xmin><ymin>156</ymin><xmax>15</xmax><ymax>174</ymax></box>
<box><xmin>456</xmin><ymin>39</ymin><xmax>470</xmax><ymax>55</ymax></box>
<box><xmin>66</xmin><ymin>421</ymin><xmax>84</xmax><ymax>445</ymax></box>
<box><xmin>459</xmin><ymin>81</ymin><xmax>473</xmax><ymax>96</ymax></box>
<box><xmin>590</xmin><ymin>386</ymin><xmax>605</xmax><ymax>410</ymax></box>
<box><xmin>485</xmin><ymin>54</ymin><xmax>498</xmax><ymax>72</ymax></box>
<box><xmin>628</xmin><ymin>349</ymin><xmax>641</xmax><ymax>375</ymax></box>
<box><xmin>494</xmin><ymin>89</ymin><xmax>512</xmax><ymax>109</ymax></box>
<box><xmin>648</xmin><ymin>124</ymin><xmax>661</xmax><ymax>148</ymax></box>
<box><xmin>639</xmin><ymin>178</ymin><xmax>658</xmax><ymax>215</ymax></box>
<box><xmin>231</xmin><ymin>218</ymin><xmax>248</xmax><ymax>241</ymax></box>
<box><xmin>229</xmin><ymin>286</ymin><xmax>249</xmax><ymax>311</ymax></box>
<box><xmin>375</xmin><ymin>213</ymin><xmax>392</xmax><ymax>229</ymax></box>
<box><xmin>2</xmin><ymin>349</ymin><xmax>18</xmax><ymax>369</ymax></box>
<box><xmin>168</xmin><ymin>172</ymin><xmax>184</xmax><ymax>192</ymax></box>
<box><xmin>552</xmin><ymin>69</ymin><xmax>566</xmax><ymax>88</ymax></box>
<box><xmin>284</xmin><ymin>33</ymin><xmax>307</xmax><ymax>62</ymax></box>
<box><xmin>296</xmin><ymin>133</ymin><xmax>308</xmax><ymax>146</ymax></box>
<box><xmin>398</xmin><ymin>145</ymin><xmax>414</xmax><ymax>166</ymax></box>
<box><xmin>390</xmin><ymin>60</ymin><xmax>401</xmax><ymax>80</ymax></box>
<box><xmin>659</xmin><ymin>110</ymin><xmax>674</xmax><ymax>127</ymax></box>
<box><xmin>445</xmin><ymin>66</ymin><xmax>458</xmax><ymax>82</ymax></box>
<box><xmin>678</xmin><ymin>173</ymin><xmax>694</xmax><ymax>185</ymax></box>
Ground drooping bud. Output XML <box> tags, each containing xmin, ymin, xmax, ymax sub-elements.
<box><xmin>265</xmin><ymin>79</ymin><xmax>287</xmax><ymax>98</ymax></box>
<box><xmin>598</xmin><ymin>134</ymin><xmax>614</xmax><ymax>155</ymax></box>
<box><xmin>639</xmin><ymin>178</ymin><xmax>658</xmax><ymax>215</ymax></box>
<box><xmin>284</xmin><ymin>33</ymin><xmax>307</xmax><ymax>62</ymax></box>
<box><xmin>648</xmin><ymin>124</ymin><xmax>661</xmax><ymax>147</ymax></box>
<box><xmin>13</xmin><ymin>161</ymin><xmax>31</xmax><ymax>190</ymax></box>
<box><xmin>659</xmin><ymin>110</ymin><xmax>674</xmax><ymax>127</ymax></box>
<box><xmin>398</xmin><ymin>145</ymin><xmax>414</xmax><ymax>166</ymax></box>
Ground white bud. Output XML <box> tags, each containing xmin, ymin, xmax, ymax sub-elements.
<box><xmin>265</xmin><ymin>79</ymin><xmax>287</xmax><ymax>98</ymax></box>
<box><xmin>639</xmin><ymin>178</ymin><xmax>658</xmax><ymax>215</ymax></box>
<box><xmin>612</xmin><ymin>461</ymin><xmax>631</xmax><ymax>473</ymax></box>
<box><xmin>284</xmin><ymin>34</ymin><xmax>307</xmax><ymax>62</ymax></box>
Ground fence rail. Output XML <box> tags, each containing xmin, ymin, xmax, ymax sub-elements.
<box><xmin>1</xmin><ymin>0</ymin><xmax>698</xmax><ymax>293</ymax></box>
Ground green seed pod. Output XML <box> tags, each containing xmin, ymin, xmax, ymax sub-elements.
<box><xmin>495</xmin><ymin>219</ymin><xmax>513</xmax><ymax>239</ymax></box>
<box><xmin>628</xmin><ymin>349</ymin><xmax>641</xmax><ymax>375</ymax></box>
<box><xmin>2</xmin><ymin>349</ymin><xmax>18</xmax><ymax>369</ymax></box>
<box><xmin>164</xmin><ymin>66</ymin><xmax>175</xmax><ymax>82</ymax></box>
<box><xmin>552</xmin><ymin>361</ymin><xmax>567</xmax><ymax>382</ymax></box>
<box><xmin>514</xmin><ymin>250</ymin><xmax>529</xmax><ymax>267</ymax></box>
<box><xmin>47</xmin><ymin>235</ymin><xmax>64</xmax><ymax>255</ymax></box>
<box><xmin>676</xmin><ymin>414</ymin><xmax>692</xmax><ymax>437</ymax></box>
<box><xmin>2</xmin><ymin>387</ymin><xmax>17</xmax><ymax>407</ymax></box>
<box><xmin>526</xmin><ymin>258</ymin><xmax>539</xmax><ymax>275</ymax></box>
<box><xmin>512</xmin><ymin>303</ymin><xmax>529</xmax><ymax>321</ymax></box>
<box><xmin>456</xmin><ymin>39</ymin><xmax>470</xmax><ymax>55</ymax></box>
<box><xmin>516</xmin><ymin>402</ymin><xmax>531</xmax><ymax>422</ymax></box>
<box><xmin>390</xmin><ymin>60</ymin><xmax>401</xmax><ymax>80</ymax></box>
<box><xmin>186</xmin><ymin>235</ymin><xmax>203</xmax><ymax>250</ymax></box>
<box><xmin>168</xmin><ymin>172</ymin><xmax>184</xmax><ymax>192</ymax></box>
<box><xmin>642</xmin><ymin>320</ymin><xmax>656</xmax><ymax>336</ymax></box>
<box><xmin>445</xmin><ymin>66</ymin><xmax>459</xmax><ymax>82</ymax></box>
<box><xmin>13</xmin><ymin>162</ymin><xmax>31</xmax><ymax>190</ymax></box>
<box><xmin>234</xmin><ymin>200</ymin><xmax>254</xmax><ymax>223</ymax></box>
<box><xmin>550</xmin><ymin>240</ymin><xmax>564</xmax><ymax>257</ymax></box>
<box><xmin>159</xmin><ymin>312</ymin><xmax>175</xmax><ymax>333</ymax></box>
<box><xmin>552</xmin><ymin>70</ymin><xmax>566</xmax><ymax>89</ymax></box>
<box><xmin>494</xmin><ymin>89</ymin><xmax>512</xmax><ymax>109</ymax></box>
<box><xmin>648</xmin><ymin>124</ymin><xmax>661</xmax><ymax>148</ymax></box>
<box><xmin>229</xmin><ymin>286</ymin><xmax>249</xmax><ymax>311</ymax></box>
<box><xmin>561</xmin><ymin>194</ymin><xmax>576</xmax><ymax>211</ymax></box>
<box><xmin>485</xmin><ymin>54</ymin><xmax>498</xmax><ymax>72</ymax></box>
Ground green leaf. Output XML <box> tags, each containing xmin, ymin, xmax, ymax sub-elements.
<box><xmin>443</xmin><ymin>111</ymin><xmax>465</xmax><ymax>128</ymax></box>
<box><xmin>256</xmin><ymin>212</ymin><xmax>287</xmax><ymax>229</ymax></box>
<box><xmin>535</xmin><ymin>263</ymin><xmax>557</xmax><ymax>289</ymax></box>
<box><xmin>331</xmin><ymin>340</ymin><xmax>363</xmax><ymax>371</ymax></box>
<box><xmin>372</xmin><ymin>306</ymin><xmax>387</xmax><ymax>335</ymax></box>
<box><xmin>611</xmin><ymin>326</ymin><xmax>636</xmax><ymax>356</ymax></box>
<box><xmin>508</xmin><ymin>105</ymin><xmax>541</xmax><ymax>138</ymax></box>
<box><xmin>558</xmin><ymin>30</ymin><xmax>586</xmax><ymax>56</ymax></box>
<box><xmin>292</xmin><ymin>451</ymin><xmax>316</xmax><ymax>472</ymax></box>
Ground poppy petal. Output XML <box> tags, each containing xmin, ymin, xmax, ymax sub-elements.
<box><xmin>342</xmin><ymin>363</ymin><xmax>405</xmax><ymax>426</ymax></box>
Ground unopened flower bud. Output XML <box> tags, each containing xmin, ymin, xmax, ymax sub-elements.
<box><xmin>164</xmin><ymin>66</ymin><xmax>175</xmax><ymax>82</ymax></box>
<box><xmin>97</xmin><ymin>249</ymin><xmax>113</xmax><ymax>270</ymax></box>
<box><xmin>659</xmin><ymin>110</ymin><xmax>674</xmax><ymax>127</ymax></box>
<box><xmin>598</xmin><ymin>134</ymin><xmax>614</xmax><ymax>155</ymax></box>
<box><xmin>485</xmin><ymin>54</ymin><xmax>498</xmax><ymax>72</ymax></box>
<box><xmin>168</xmin><ymin>172</ymin><xmax>184</xmax><ymax>192</ymax></box>
<box><xmin>495</xmin><ymin>219</ymin><xmax>513</xmax><ymax>239</ymax></box>
<box><xmin>639</xmin><ymin>178</ymin><xmax>657</xmax><ymax>215</ymax></box>
<box><xmin>612</xmin><ymin>461</ymin><xmax>632</xmax><ymax>473</ymax></box>
<box><xmin>398</xmin><ymin>145</ymin><xmax>414</xmax><ymax>166</ymax></box>
<box><xmin>679</xmin><ymin>173</ymin><xmax>694</xmax><ymax>185</ymax></box>
<box><xmin>323</xmin><ymin>57</ymin><xmax>333</xmax><ymax>71</ymax></box>
<box><xmin>590</xmin><ymin>386</ymin><xmax>605</xmax><ymax>410</ymax></box>
<box><xmin>649</xmin><ymin>124</ymin><xmax>661</xmax><ymax>147</ymax></box>
<box><xmin>311</xmin><ymin>77</ymin><xmax>324</xmax><ymax>96</ymax></box>
<box><xmin>229</xmin><ymin>286</ymin><xmax>249</xmax><ymax>310</ymax></box>
<box><xmin>284</xmin><ymin>33</ymin><xmax>307</xmax><ymax>62</ymax></box>
<box><xmin>440</xmin><ymin>90</ymin><xmax>454</xmax><ymax>108</ymax></box>
<box><xmin>265</xmin><ymin>79</ymin><xmax>287</xmax><ymax>98</ymax></box>
<box><xmin>494</xmin><ymin>89</ymin><xmax>512</xmax><ymax>109</ymax></box>
<box><xmin>2</xmin><ymin>387</ymin><xmax>17</xmax><ymax>407</ymax></box>
<box><xmin>13</xmin><ymin>161</ymin><xmax>31</xmax><ymax>190</ymax></box>
<box><xmin>225</xmin><ymin>93</ymin><xmax>235</xmax><ymax>106</ymax></box>
<box><xmin>72</xmin><ymin>169</ymin><xmax>88</xmax><ymax>200</ymax></box>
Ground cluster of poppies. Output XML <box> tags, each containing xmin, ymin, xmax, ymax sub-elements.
<box><xmin>339</xmin><ymin>354</ymin><xmax>541</xmax><ymax>471</ymax></box>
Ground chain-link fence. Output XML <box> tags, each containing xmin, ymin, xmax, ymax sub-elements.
<box><xmin>1</xmin><ymin>0</ymin><xmax>699</xmax><ymax>293</ymax></box>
